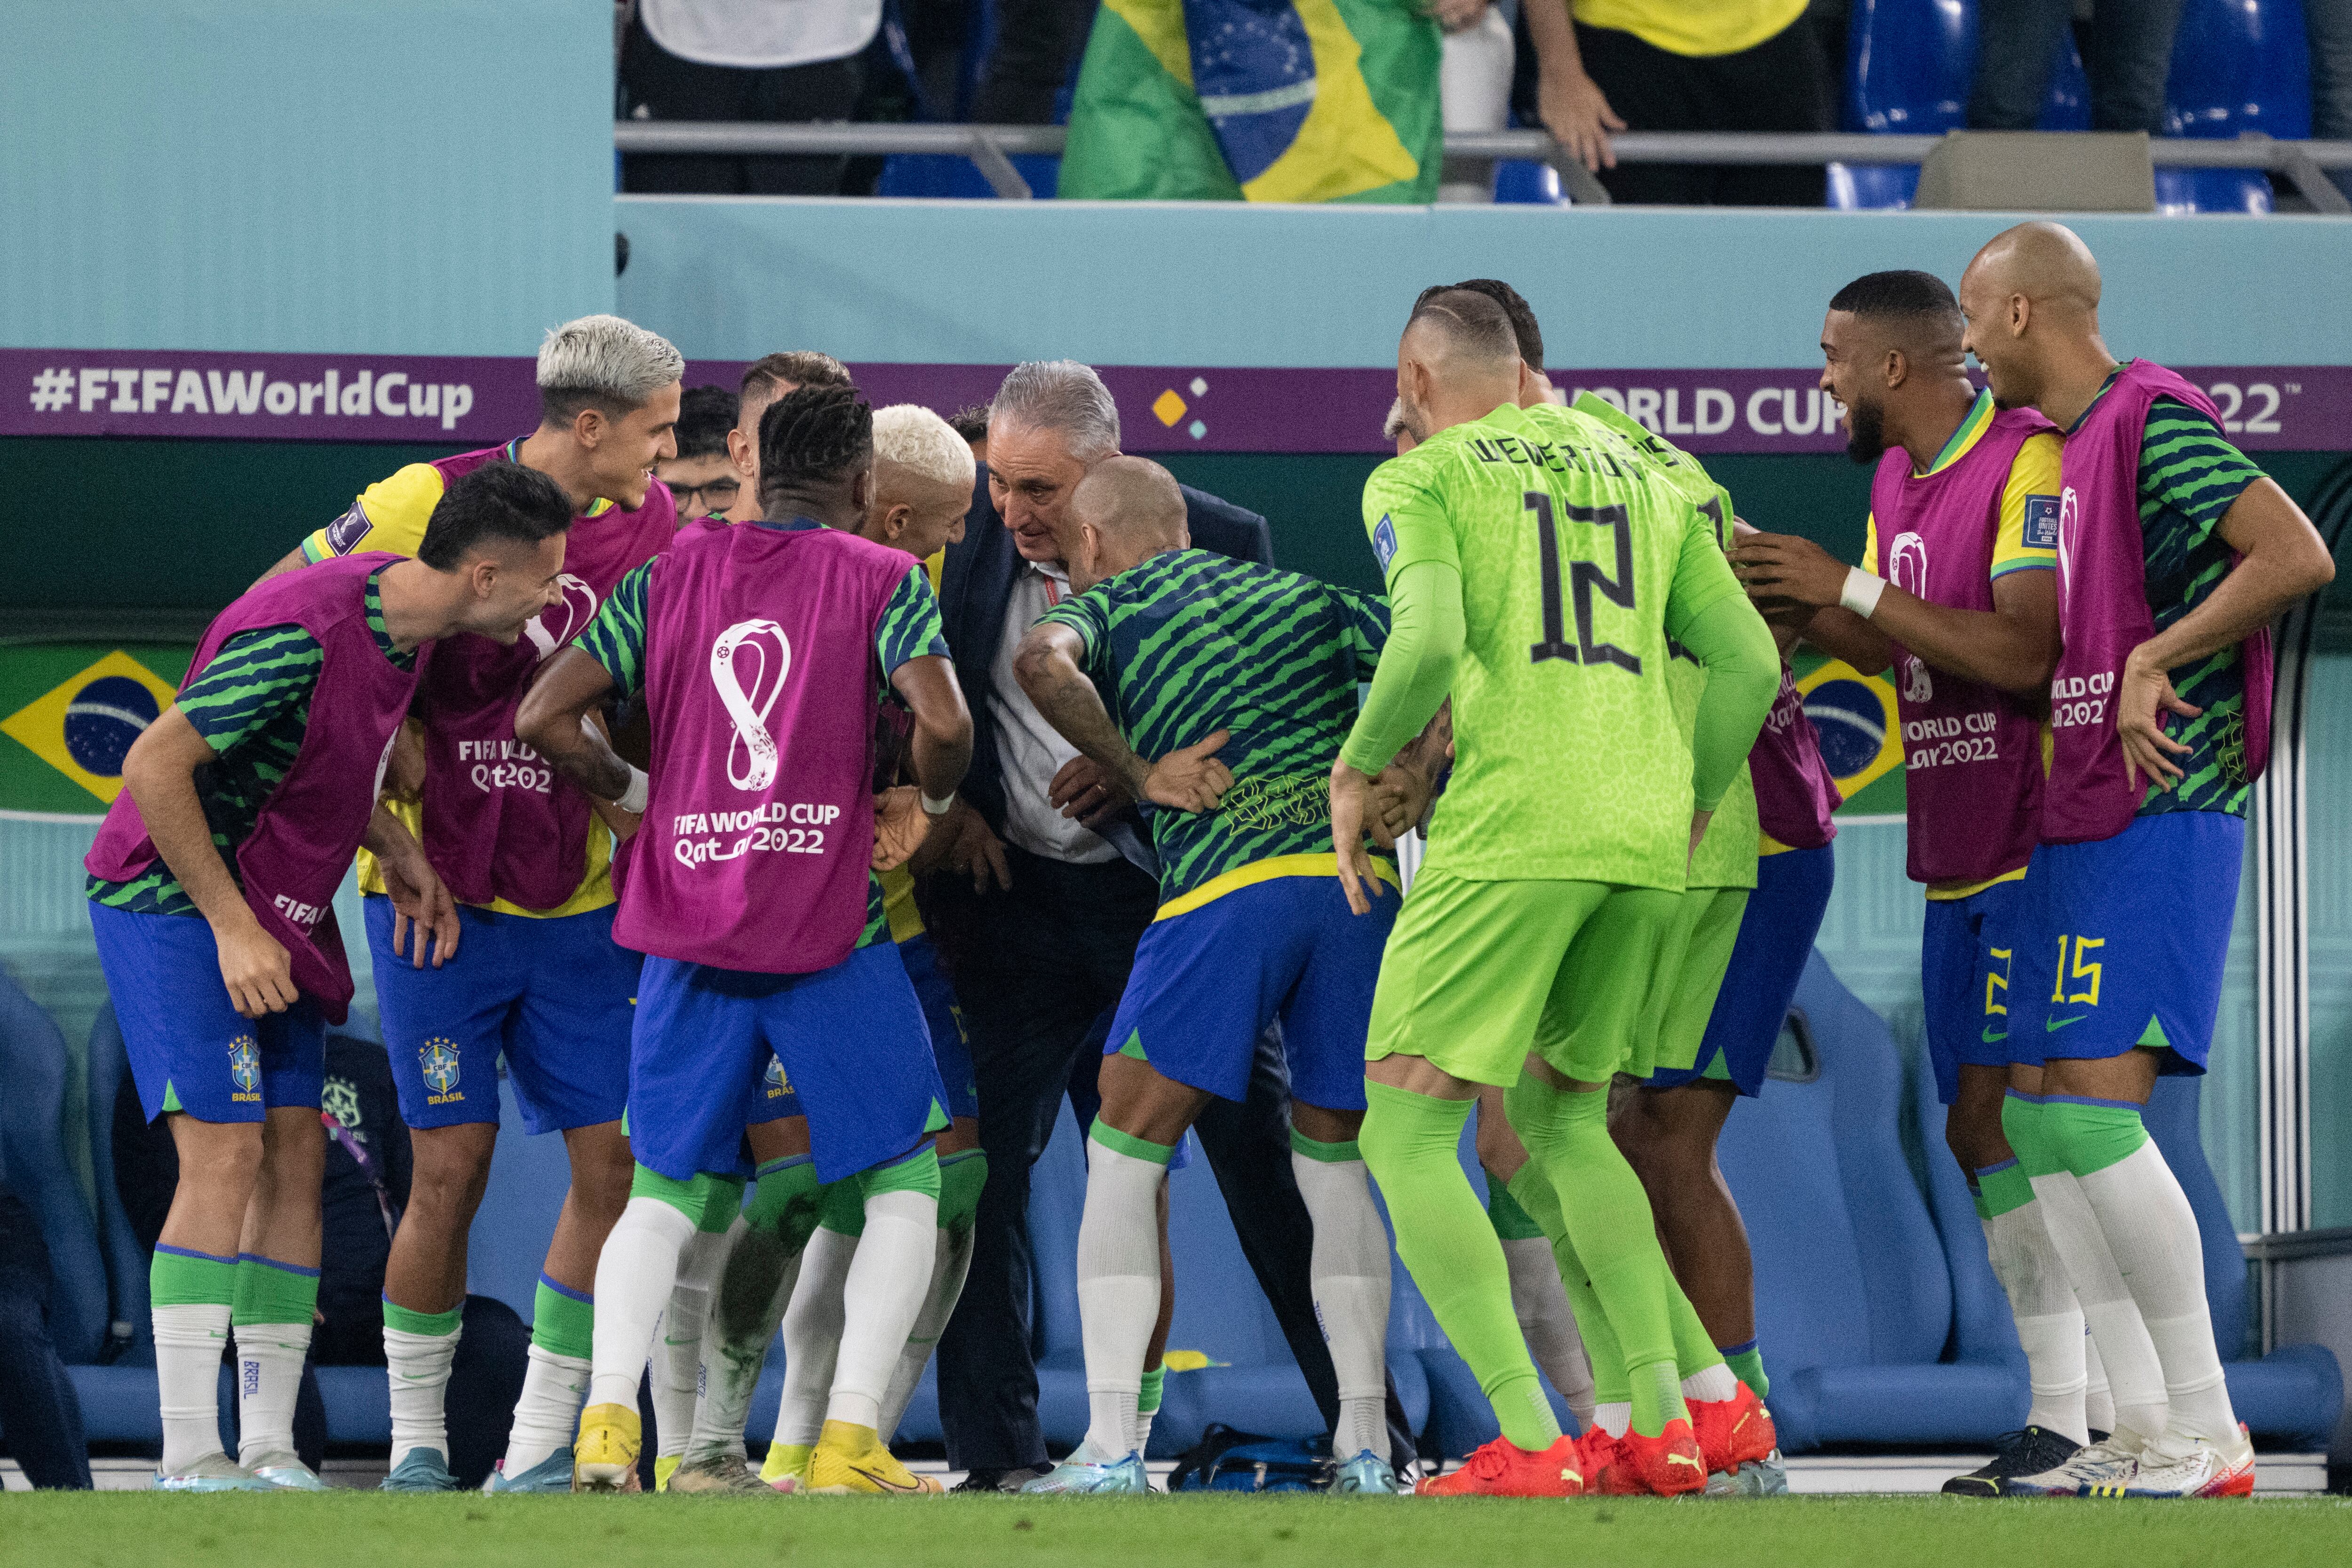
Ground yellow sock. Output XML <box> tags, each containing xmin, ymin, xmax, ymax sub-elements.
<box><xmin>818</xmin><ymin>1418</ymin><xmax>881</xmax><ymax>1456</ymax></box>
<box><xmin>761</xmin><ymin>1442</ymin><xmax>813</xmax><ymax>1483</ymax></box>
<box><xmin>653</xmin><ymin>1454</ymin><xmax>679</xmax><ymax>1492</ymax></box>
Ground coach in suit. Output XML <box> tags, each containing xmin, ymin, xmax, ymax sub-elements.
<box><xmin>922</xmin><ymin>360</ymin><xmax>1409</xmax><ymax>1488</ymax></box>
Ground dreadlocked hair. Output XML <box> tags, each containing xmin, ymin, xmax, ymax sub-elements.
<box><xmin>757</xmin><ymin>384</ymin><xmax>874</xmax><ymax>499</ymax></box>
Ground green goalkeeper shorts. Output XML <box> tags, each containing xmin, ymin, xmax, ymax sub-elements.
<box><xmin>1366</xmin><ymin>863</ymin><xmax>1682</xmax><ymax>1087</ymax></box>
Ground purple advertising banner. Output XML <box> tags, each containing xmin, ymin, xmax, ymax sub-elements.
<box><xmin>8</xmin><ymin>349</ymin><xmax>2346</xmax><ymax>453</ymax></box>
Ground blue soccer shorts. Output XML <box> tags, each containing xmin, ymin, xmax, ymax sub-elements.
<box><xmin>1650</xmin><ymin>843</ymin><xmax>1835</xmax><ymax>1097</ymax></box>
<box><xmin>90</xmin><ymin>901</ymin><xmax>326</xmax><ymax>1123</ymax></box>
<box><xmin>2010</xmin><ymin>811</ymin><xmax>2244</xmax><ymax>1076</ymax></box>
<box><xmin>630</xmin><ymin>941</ymin><xmax>947</xmax><ymax>1185</ymax></box>
<box><xmin>1105</xmin><ymin>871</ymin><xmax>1394</xmax><ymax>1114</ymax></box>
<box><xmin>900</xmin><ymin>932</ymin><xmax>978</xmax><ymax>1122</ymax></box>
<box><xmin>1920</xmin><ymin>875</ymin><xmax>2027</xmax><ymax>1105</ymax></box>
<box><xmin>366</xmin><ymin>897</ymin><xmax>638</xmax><ymax>1135</ymax></box>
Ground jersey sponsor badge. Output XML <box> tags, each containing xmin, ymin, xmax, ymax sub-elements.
<box><xmin>1371</xmin><ymin>514</ymin><xmax>1398</xmax><ymax>573</ymax></box>
<box><xmin>323</xmin><ymin>499</ymin><xmax>373</xmax><ymax>556</ymax></box>
<box><xmin>2022</xmin><ymin>494</ymin><xmax>2060</xmax><ymax>550</ymax></box>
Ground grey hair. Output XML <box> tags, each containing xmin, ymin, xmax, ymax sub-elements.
<box><xmin>990</xmin><ymin>360</ymin><xmax>1120</xmax><ymax>461</ymax></box>
<box><xmin>537</xmin><ymin>314</ymin><xmax>685</xmax><ymax>421</ymax></box>
<box><xmin>872</xmin><ymin>404</ymin><xmax>977</xmax><ymax>491</ymax></box>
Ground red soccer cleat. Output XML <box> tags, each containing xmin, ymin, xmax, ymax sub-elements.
<box><xmin>1597</xmin><ymin>1419</ymin><xmax>1708</xmax><ymax>1497</ymax></box>
<box><xmin>1415</xmin><ymin>1434</ymin><xmax>1587</xmax><ymax>1497</ymax></box>
<box><xmin>1690</xmin><ymin>1384</ymin><xmax>1778</xmax><ymax>1476</ymax></box>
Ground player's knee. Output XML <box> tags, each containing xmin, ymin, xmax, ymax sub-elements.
<box><xmin>173</xmin><ymin>1119</ymin><xmax>265</xmax><ymax>1191</ymax></box>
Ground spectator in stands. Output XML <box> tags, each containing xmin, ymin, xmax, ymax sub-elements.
<box><xmin>1521</xmin><ymin>0</ymin><xmax>1831</xmax><ymax>202</ymax></box>
<box><xmin>619</xmin><ymin>0</ymin><xmax>882</xmax><ymax>195</ymax></box>
<box><xmin>2313</xmin><ymin>0</ymin><xmax>2352</xmax><ymax>201</ymax></box>
<box><xmin>948</xmin><ymin>403</ymin><xmax>992</xmax><ymax>464</ymax></box>
<box><xmin>723</xmin><ymin>351</ymin><xmax>854</xmax><ymax>523</ymax></box>
<box><xmin>0</xmin><ymin>1177</ymin><xmax>92</xmax><ymax>1489</ymax></box>
<box><xmin>1968</xmin><ymin>0</ymin><xmax>2186</xmax><ymax>134</ymax></box>
<box><xmin>654</xmin><ymin>386</ymin><xmax>742</xmax><ymax>522</ymax></box>
<box><xmin>969</xmin><ymin>0</ymin><xmax>1097</xmax><ymax>123</ymax></box>
<box><xmin>114</xmin><ymin>1036</ymin><xmax>529</xmax><ymax>1487</ymax></box>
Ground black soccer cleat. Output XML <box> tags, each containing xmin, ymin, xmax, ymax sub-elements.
<box><xmin>1942</xmin><ymin>1426</ymin><xmax>2084</xmax><ymax>1497</ymax></box>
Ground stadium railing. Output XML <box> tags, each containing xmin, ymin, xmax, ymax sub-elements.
<box><xmin>612</xmin><ymin>122</ymin><xmax>2352</xmax><ymax>211</ymax></box>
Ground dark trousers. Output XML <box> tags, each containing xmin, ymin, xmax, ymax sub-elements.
<box><xmin>0</xmin><ymin>1195</ymin><xmax>91</xmax><ymax>1490</ymax></box>
<box><xmin>1968</xmin><ymin>0</ymin><xmax>2186</xmax><ymax>135</ymax></box>
<box><xmin>928</xmin><ymin>844</ymin><xmax>1412</xmax><ymax>1471</ymax></box>
<box><xmin>1578</xmin><ymin>17</ymin><xmax>1832</xmax><ymax>206</ymax></box>
<box><xmin>969</xmin><ymin>0</ymin><xmax>1098</xmax><ymax>124</ymax></box>
<box><xmin>619</xmin><ymin>13</ymin><xmax>865</xmax><ymax>195</ymax></box>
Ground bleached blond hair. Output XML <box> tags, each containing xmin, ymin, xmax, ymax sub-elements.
<box><xmin>872</xmin><ymin>404</ymin><xmax>977</xmax><ymax>491</ymax></box>
<box><xmin>536</xmin><ymin>314</ymin><xmax>683</xmax><ymax>422</ymax></box>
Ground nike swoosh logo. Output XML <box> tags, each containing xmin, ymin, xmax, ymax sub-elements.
<box><xmin>1980</xmin><ymin>1027</ymin><xmax>2009</xmax><ymax>1044</ymax></box>
<box><xmin>848</xmin><ymin>1463</ymin><xmax>922</xmax><ymax>1493</ymax></box>
<box><xmin>2045</xmin><ymin>1015</ymin><xmax>2090</xmax><ymax>1032</ymax></box>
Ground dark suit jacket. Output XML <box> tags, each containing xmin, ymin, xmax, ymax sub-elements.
<box><xmin>935</xmin><ymin>471</ymin><xmax>1274</xmax><ymax>837</ymax></box>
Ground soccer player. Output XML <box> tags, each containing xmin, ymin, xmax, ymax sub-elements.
<box><xmin>85</xmin><ymin>463</ymin><xmax>577</xmax><ymax>1490</ymax></box>
<box><xmin>263</xmin><ymin>314</ymin><xmax>685</xmax><ymax>1494</ymax></box>
<box><xmin>1007</xmin><ymin>456</ymin><xmax>1405</xmax><ymax>1496</ymax></box>
<box><xmin>1733</xmin><ymin>269</ymin><xmax>2117</xmax><ymax>1494</ymax></box>
<box><xmin>1335</xmin><ymin>290</ymin><xmax>1779</xmax><ymax>1497</ymax></box>
<box><xmin>657</xmin><ymin>384</ymin><xmax>743</xmax><ymax>520</ymax></box>
<box><xmin>1957</xmin><ymin>222</ymin><xmax>2333</xmax><ymax>1496</ymax></box>
<box><xmin>720</xmin><ymin>350</ymin><xmax>855</xmax><ymax>523</ymax></box>
<box><xmin>517</xmin><ymin>386</ymin><xmax>975</xmax><ymax>1497</ymax></box>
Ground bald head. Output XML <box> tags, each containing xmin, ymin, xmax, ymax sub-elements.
<box><xmin>1958</xmin><ymin>222</ymin><xmax>2114</xmax><ymax>420</ymax></box>
<box><xmin>1069</xmin><ymin>456</ymin><xmax>1188</xmax><ymax>591</ymax></box>
<box><xmin>1967</xmin><ymin>222</ymin><xmax>2102</xmax><ymax>317</ymax></box>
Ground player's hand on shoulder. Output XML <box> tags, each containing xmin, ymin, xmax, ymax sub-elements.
<box><xmin>1143</xmin><ymin>730</ymin><xmax>1232</xmax><ymax>814</ymax></box>
<box><xmin>1049</xmin><ymin>755</ymin><xmax>1135</xmax><ymax>831</ymax></box>
<box><xmin>214</xmin><ymin>914</ymin><xmax>297</xmax><ymax>1020</ymax></box>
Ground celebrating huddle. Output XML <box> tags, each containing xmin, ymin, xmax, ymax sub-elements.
<box><xmin>88</xmin><ymin>220</ymin><xmax>2330</xmax><ymax>1504</ymax></box>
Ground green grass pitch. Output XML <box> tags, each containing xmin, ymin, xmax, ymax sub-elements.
<box><xmin>6</xmin><ymin>1493</ymin><xmax>2352</xmax><ymax>1568</ymax></box>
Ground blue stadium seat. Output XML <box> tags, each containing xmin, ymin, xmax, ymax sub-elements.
<box><xmin>85</xmin><ymin>1005</ymin><xmax>152</xmax><ymax>1368</ymax></box>
<box><xmin>0</xmin><ymin>972</ymin><xmax>110</xmax><ymax>1368</ymax></box>
<box><xmin>2158</xmin><ymin>0</ymin><xmax>2313</xmax><ymax>214</ymax></box>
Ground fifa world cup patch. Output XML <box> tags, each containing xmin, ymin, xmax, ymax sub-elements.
<box><xmin>1371</xmin><ymin>514</ymin><xmax>1398</xmax><ymax>573</ymax></box>
<box><xmin>420</xmin><ymin>1037</ymin><xmax>465</xmax><ymax>1104</ymax></box>
<box><xmin>2022</xmin><ymin>494</ymin><xmax>2061</xmax><ymax>550</ymax></box>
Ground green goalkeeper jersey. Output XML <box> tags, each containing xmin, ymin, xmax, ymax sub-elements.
<box><xmin>1363</xmin><ymin>400</ymin><xmax>1745</xmax><ymax>889</ymax></box>
<box><xmin>1568</xmin><ymin>393</ymin><xmax>1759</xmax><ymax>892</ymax></box>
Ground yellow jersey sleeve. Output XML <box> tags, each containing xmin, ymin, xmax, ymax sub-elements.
<box><xmin>301</xmin><ymin>463</ymin><xmax>446</xmax><ymax>563</ymax></box>
<box><xmin>1990</xmin><ymin>432</ymin><xmax>2061</xmax><ymax>578</ymax></box>
<box><xmin>1860</xmin><ymin>513</ymin><xmax>1878</xmax><ymax>576</ymax></box>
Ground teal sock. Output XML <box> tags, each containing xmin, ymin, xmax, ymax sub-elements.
<box><xmin>2041</xmin><ymin>1098</ymin><xmax>2151</xmax><ymax>1178</ymax></box>
<box><xmin>1361</xmin><ymin>1082</ymin><xmax>1558</xmax><ymax>1452</ymax></box>
<box><xmin>1137</xmin><ymin>1363</ymin><xmax>1165</xmax><ymax>1418</ymax></box>
<box><xmin>532</xmin><ymin>1274</ymin><xmax>595</xmax><ymax>1361</ymax></box>
<box><xmin>231</xmin><ymin>1253</ymin><xmax>320</xmax><ymax>1328</ymax></box>
<box><xmin>1719</xmin><ymin>1339</ymin><xmax>1768</xmax><ymax>1401</ymax></box>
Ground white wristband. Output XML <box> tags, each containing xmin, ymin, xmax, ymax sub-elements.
<box><xmin>920</xmin><ymin>789</ymin><xmax>957</xmax><ymax>817</ymax></box>
<box><xmin>617</xmin><ymin>766</ymin><xmax>649</xmax><ymax>815</ymax></box>
<box><xmin>1839</xmin><ymin>568</ymin><xmax>1888</xmax><ymax>620</ymax></box>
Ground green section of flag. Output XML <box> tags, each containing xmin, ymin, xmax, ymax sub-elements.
<box><xmin>0</xmin><ymin>642</ymin><xmax>192</xmax><ymax>818</ymax></box>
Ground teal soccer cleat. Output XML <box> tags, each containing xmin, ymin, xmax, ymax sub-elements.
<box><xmin>154</xmin><ymin>1453</ymin><xmax>278</xmax><ymax>1492</ymax></box>
<box><xmin>1020</xmin><ymin>1451</ymin><xmax>1150</xmax><ymax>1495</ymax></box>
<box><xmin>1332</xmin><ymin>1450</ymin><xmax>1403</xmax><ymax>1495</ymax></box>
<box><xmin>381</xmin><ymin>1447</ymin><xmax>459</xmax><ymax>1492</ymax></box>
<box><xmin>484</xmin><ymin>1447</ymin><xmax>580</xmax><ymax>1494</ymax></box>
<box><xmin>244</xmin><ymin>1451</ymin><xmax>328</xmax><ymax>1491</ymax></box>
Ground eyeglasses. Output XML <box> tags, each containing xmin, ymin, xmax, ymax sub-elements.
<box><xmin>667</xmin><ymin>476</ymin><xmax>741</xmax><ymax>511</ymax></box>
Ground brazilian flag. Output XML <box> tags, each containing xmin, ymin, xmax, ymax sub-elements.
<box><xmin>0</xmin><ymin>643</ymin><xmax>191</xmax><ymax>819</ymax></box>
<box><xmin>1793</xmin><ymin>651</ymin><xmax>1907</xmax><ymax>818</ymax></box>
<box><xmin>1060</xmin><ymin>0</ymin><xmax>1441</xmax><ymax>203</ymax></box>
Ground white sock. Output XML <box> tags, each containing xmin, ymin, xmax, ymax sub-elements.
<box><xmin>502</xmin><ymin>1344</ymin><xmax>593</xmax><ymax>1475</ymax></box>
<box><xmin>234</xmin><ymin>1321</ymin><xmax>312</xmax><ymax>1465</ymax></box>
<box><xmin>1136</xmin><ymin>1406</ymin><xmax>1159</xmax><ymax>1457</ymax></box>
<box><xmin>1075</xmin><ymin>1140</ymin><xmax>1165</xmax><ymax>1460</ymax></box>
<box><xmin>690</xmin><ymin>1235</ymin><xmax>804</xmax><ymax>1462</ymax></box>
<box><xmin>1499</xmin><ymin>1235</ymin><xmax>1597</xmax><ymax>1427</ymax></box>
<box><xmin>1595</xmin><ymin>1402</ymin><xmax>1630</xmax><ymax>1439</ymax></box>
<box><xmin>1291</xmin><ymin>1149</ymin><xmax>1391</xmax><ymax>1461</ymax></box>
<box><xmin>654</xmin><ymin>1219</ymin><xmax>736</xmax><ymax>1460</ymax></box>
<box><xmin>1982</xmin><ymin>1200</ymin><xmax>2090</xmax><ymax>1443</ymax></box>
<box><xmin>1680</xmin><ymin>1362</ymin><xmax>1741</xmax><ymax>1405</ymax></box>
<box><xmin>2086</xmin><ymin>1330</ymin><xmax>2117</xmax><ymax>1435</ymax></box>
<box><xmin>879</xmin><ymin>1220</ymin><xmax>976</xmax><ymax>1441</ymax></box>
<box><xmin>587</xmin><ymin>1196</ymin><xmax>696</xmax><ymax>1411</ymax></box>
<box><xmin>773</xmin><ymin>1227</ymin><xmax>857</xmax><ymax>1452</ymax></box>
<box><xmin>384</xmin><ymin>1319</ymin><xmax>463</xmax><ymax>1463</ymax></box>
<box><xmin>2074</xmin><ymin>1140</ymin><xmax>2239</xmax><ymax>1451</ymax></box>
<box><xmin>154</xmin><ymin>1302</ymin><xmax>233</xmax><ymax>1473</ymax></box>
<box><xmin>2030</xmin><ymin>1168</ymin><xmax>2169</xmax><ymax>1442</ymax></box>
<box><xmin>824</xmin><ymin>1187</ymin><xmax>938</xmax><ymax>1432</ymax></box>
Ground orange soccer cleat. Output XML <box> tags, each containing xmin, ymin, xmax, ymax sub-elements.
<box><xmin>1596</xmin><ymin>1419</ymin><xmax>1708</xmax><ymax>1497</ymax></box>
<box><xmin>1690</xmin><ymin>1383</ymin><xmax>1778</xmax><ymax>1476</ymax></box>
<box><xmin>1415</xmin><ymin>1434</ymin><xmax>1588</xmax><ymax>1497</ymax></box>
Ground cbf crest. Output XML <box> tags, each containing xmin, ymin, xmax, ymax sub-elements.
<box><xmin>227</xmin><ymin>1034</ymin><xmax>261</xmax><ymax>1096</ymax></box>
<box><xmin>420</xmin><ymin>1037</ymin><xmax>464</xmax><ymax>1101</ymax></box>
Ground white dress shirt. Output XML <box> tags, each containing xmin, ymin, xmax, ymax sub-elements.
<box><xmin>987</xmin><ymin>561</ymin><xmax>1119</xmax><ymax>865</ymax></box>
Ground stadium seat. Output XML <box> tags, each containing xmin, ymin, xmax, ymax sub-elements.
<box><xmin>85</xmin><ymin>1005</ymin><xmax>152</xmax><ymax>1368</ymax></box>
<box><xmin>2157</xmin><ymin>0</ymin><xmax>2314</xmax><ymax>214</ymax></box>
<box><xmin>0</xmin><ymin>972</ymin><xmax>110</xmax><ymax>1368</ymax></box>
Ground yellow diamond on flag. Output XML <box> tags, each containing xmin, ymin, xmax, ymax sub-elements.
<box><xmin>1151</xmin><ymin>389</ymin><xmax>1188</xmax><ymax>427</ymax></box>
<box><xmin>0</xmin><ymin>650</ymin><xmax>182</xmax><ymax>806</ymax></box>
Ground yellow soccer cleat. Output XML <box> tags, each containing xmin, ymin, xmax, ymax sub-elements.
<box><xmin>653</xmin><ymin>1454</ymin><xmax>680</xmax><ymax>1493</ymax></box>
<box><xmin>804</xmin><ymin>1420</ymin><xmax>942</xmax><ymax>1495</ymax></box>
<box><xmin>761</xmin><ymin>1441</ymin><xmax>814</xmax><ymax>1493</ymax></box>
<box><xmin>572</xmin><ymin>1403</ymin><xmax>644</xmax><ymax>1493</ymax></box>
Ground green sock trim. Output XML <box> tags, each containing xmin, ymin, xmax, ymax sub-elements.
<box><xmin>1137</xmin><ymin>1364</ymin><xmax>1166</xmax><ymax>1416</ymax></box>
<box><xmin>857</xmin><ymin>1143</ymin><xmax>942</xmax><ymax>1203</ymax></box>
<box><xmin>2001</xmin><ymin>1093</ymin><xmax>2062</xmax><ymax>1179</ymax></box>
<box><xmin>1722</xmin><ymin>1344</ymin><xmax>1769</xmax><ymax>1402</ymax></box>
<box><xmin>2043</xmin><ymin>1099</ymin><xmax>2151</xmax><ymax>1178</ymax></box>
<box><xmin>1118</xmin><ymin>1030</ymin><xmax>1148</xmax><ymax>1062</ymax></box>
<box><xmin>150</xmin><ymin>1246</ymin><xmax>237</xmax><ymax>1308</ymax></box>
<box><xmin>817</xmin><ymin>1177</ymin><xmax>868</xmax><ymax>1237</ymax></box>
<box><xmin>381</xmin><ymin>1299</ymin><xmax>462</xmax><ymax>1338</ymax></box>
<box><xmin>1975</xmin><ymin>1159</ymin><xmax>2036</xmax><ymax>1219</ymax></box>
<box><xmin>1483</xmin><ymin>1173</ymin><xmax>1547</xmax><ymax>1242</ymax></box>
<box><xmin>230</xmin><ymin>1255</ymin><xmax>320</xmax><ymax>1328</ymax></box>
<box><xmin>938</xmin><ymin>1149</ymin><xmax>988</xmax><ymax>1237</ymax></box>
<box><xmin>1089</xmin><ymin>1119</ymin><xmax>1176</xmax><ymax>1167</ymax></box>
<box><xmin>628</xmin><ymin>1163</ymin><xmax>744</xmax><ymax>1230</ymax></box>
<box><xmin>1289</xmin><ymin>1128</ymin><xmax>1362</xmax><ymax>1164</ymax></box>
<box><xmin>531</xmin><ymin>1278</ymin><xmax>595</xmax><ymax>1361</ymax></box>
<box><xmin>746</xmin><ymin>1156</ymin><xmax>823</xmax><ymax>1253</ymax></box>
<box><xmin>1627</xmin><ymin>1357</ymin><xmax>1688</xmax><ymax>1439</ymax></box>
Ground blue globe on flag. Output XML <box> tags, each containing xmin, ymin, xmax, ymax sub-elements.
<box><xmin>62</xmin><ymin>675</ymin><xmax>162</xmax><ymax>778</ymax></box>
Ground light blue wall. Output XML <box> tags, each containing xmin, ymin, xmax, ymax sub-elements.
<box><xmin>616</xmin><ymin>197</ymin><xmax>2352</xmax><ymax>368</ymax></box>
<box><xmin>1</xmin><ymin>0</ymin><xmax>614</xmax><ymax>355</ymax></box>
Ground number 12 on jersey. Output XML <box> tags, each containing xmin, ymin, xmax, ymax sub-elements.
<box><xmin>1526</xmin><ymin>491</ymin><xmax>1641</xmax><ymax>673</ymax></box>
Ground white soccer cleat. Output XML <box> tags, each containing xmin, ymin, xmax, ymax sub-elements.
<box><xmin>2011</xmin><ymin>1429</ymin><xmax>2146</xmax><ymax>1497</ymax></box>
<box><xmin>2119</xmin><ymin>1426</ymin><xmax>2257</xmax><ymax>1499</ymax></box>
